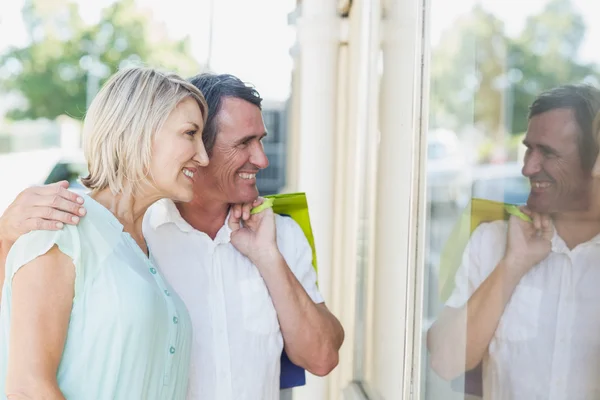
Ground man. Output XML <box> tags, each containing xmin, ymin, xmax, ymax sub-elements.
<box><xmin>0</xmin><ymin>73</ymin><xmax>344</xmax><ymax>400</ymax></box>
<box><xmin>427</xmin><ymin>84</ymin><xmax>600</xmax><ymax>400</ymax></box>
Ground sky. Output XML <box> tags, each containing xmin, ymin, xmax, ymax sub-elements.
<box><xmin>1</xmin><ymin>0</ymin><xmax>600</xmax><ymax>101</ymax></box>
<box><xmin>430</xmin><ymin>0</ymin><xmax>600</xmax><ymax>64</ymax></box>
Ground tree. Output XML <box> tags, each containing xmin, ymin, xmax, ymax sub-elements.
<box><xmin>507</xmin><ymin>0</ymin><xmax>598</xmax><ymax>133</ymax></box>
<box><xmin>0</xmin><ymin>0</ymin><xmax>201</xmax><ymax>121</ymax></box>
<box><xmin>429</xmin><ymin>6</ymin><xmax>509</xmax><ymax>142</ymax></box>
<box><xmin>429</xmin><ymin>0</ymin><xmax>599</xmax><ymax>144</ymax></box>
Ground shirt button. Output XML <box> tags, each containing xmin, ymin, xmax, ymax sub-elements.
<box><xmin>149</xmin><ymin>267</ymin><xmax>157</xmax><ymax>274</ymax></box>
<box><xmin>173</xmin><ymin>316</ymin><xmax>179</xmax><ymax>324</ymax></box>
<box><xmin>170</xmin><ymin>346</ymin><xmax>176</xmax><ymax>354</ymax></box>
<box><xmin>164</xmin><ymin>289</ymin><xmax>170</xmax><ymax>296</ymax></box>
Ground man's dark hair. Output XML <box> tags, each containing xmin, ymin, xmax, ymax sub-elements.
<box><xmin>188</xmin><ymin>73</ymin><xmax>263</xmax><ymax>155</ymax></box>
<box><xmin>528</xmin><ymin>84</ymin><xmax>600</xmax><ymax>171</ymax></box>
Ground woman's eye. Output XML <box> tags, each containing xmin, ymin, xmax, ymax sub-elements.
<box><xmin>186</xmin><ymin>130</ymin><xmax>197</xmax><ymax>137</ymax></box>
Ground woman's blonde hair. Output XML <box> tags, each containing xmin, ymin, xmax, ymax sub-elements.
<box><xmin>81</xmin><ymin>67</ymin><xmax>208</xmax><ymax>194</ymax></box>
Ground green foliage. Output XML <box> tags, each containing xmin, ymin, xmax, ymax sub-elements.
<box><xmin>0</xmin><ymin>0</ymin><xmax>200</xmax><ymax>121</ymax></box>
<box><xmin>430</xmin><ymin>0</ymin><xmax>599</xmax><ymax>141</ymax></box>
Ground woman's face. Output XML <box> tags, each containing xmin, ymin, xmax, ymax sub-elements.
<box><xmin>149</xmin><ymin>97</ymin><xmax>209</xmax><ymax>202</ymax></box>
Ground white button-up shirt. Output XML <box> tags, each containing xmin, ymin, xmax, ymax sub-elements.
<box><xmin>142</xmin><ymin>199</ymin><xmax>324</xmax><ymax>400</ymax></box>
<box><xmin>447</xmin><ymin>220</ymin><xmax>600</xmax><ymax>400</ymax></box>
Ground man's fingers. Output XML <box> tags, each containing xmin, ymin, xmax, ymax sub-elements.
<box><xmin>228</xmin><ymin>205</ymin><xmax>243</xmax><ymax>231</ymax></box>
<box><xmin>228</xmin><ymin>213</ymin><xmax>241</xmax><ymax>231</ymax></box>
<box><xmin>530</xmin><ymin>212</ymin><xmax>542</xmax><ymax>231</ymax></box>
<box><xmin>32</xmin><ymin>207</ymin><xmax>81</xmax><ymax>225</ymax></box>
<box><xmin>57</xmin><ymin>186</ymin><xmax>85</xmax><ymax>205</ymax></box>
<box><xmin>39</xmin><ymin>194</ymin><xmax>86</xmax><ymax>217</ymax></box>
<box><xmin>242</xmin><ymin>203</ymin><xmax>252</xmax><ymax>221</ymax></box>
<box><xmin>540</xmin><ymin>215</ymin><xmax>554</xmax><ymax>240</ymax></box>
<box><xmin>33</xmin><ymin>182</ymin><xmax>84</xmax><ymax>205</ymax></box>
<box><xmin>28</xmin><ymin>218</ymin><xmax>64</xmax><ymax>232</ymax></box>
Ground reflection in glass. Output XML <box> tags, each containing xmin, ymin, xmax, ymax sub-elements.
<box><xmin>422</xmin><ymin>0</ymin><xmax>600</xmax><ymax>399</ymax></box>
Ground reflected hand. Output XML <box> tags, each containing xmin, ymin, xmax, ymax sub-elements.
<box><xmin>503</xmin><ymin>206</ymin><xmax>553</xmax><ymax>279</ymax></box>
<box><xmin>228</xmin><ymin>197</ymin><xmax>278</xmax><ymax>265</ymax></box>
<box><xmin>0</xmin><ymin>181</ymin><xmax>86</xmax><ymax>244</ymax></box>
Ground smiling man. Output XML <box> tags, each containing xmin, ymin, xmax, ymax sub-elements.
<box><xmin>427</xmin><ymin>84</ymin><xmax>600</xmax><ymax>400</ymax></box>
<box><xmin>0</xmin><ymin>73</ymin><xmax>344</xmax><ymax>400</ymax></box>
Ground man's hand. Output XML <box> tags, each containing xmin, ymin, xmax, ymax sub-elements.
<box><xmin>0</xmin><ymin>181</ymin><xmax>86</xmax><ymax>244</ymax></box>
<box><xmin>228</xmin><ymin>198</ymin><xmax>278</xmax><ymax>265</ymax></box>
<box><xmin>503</xmin><ymin>207</ymin><xmax>553</xmax><ymax>279</ymax></box>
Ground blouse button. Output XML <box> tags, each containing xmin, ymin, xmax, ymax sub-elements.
<box><xmin>170</xmin><ymin>346</ymin><xmax>176</xmax><ymax>354</ymax></box>
<box><xmin>149</xmin><ymin>267</ymin><xmax>157</xmax><ymax>274</ymax></box>
<box><xmin>164</xmin><ymin>289</ymin><xmax>170</xmax><ymax>296</ymax></box>
<box><xmin>173</xmin><ymin>316</ymin><xmax>179</xmax><ymax>324</ymax></box>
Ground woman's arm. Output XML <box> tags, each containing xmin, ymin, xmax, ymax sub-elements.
<box><xmin>5</xmin><ymin>245</ymin><xmax>75</xmax><ymax>400</ymax></box>
<box><xmin>0</xmin><ymin>239</ymin><xmax>10</xmax><ymax>302</ymax></box>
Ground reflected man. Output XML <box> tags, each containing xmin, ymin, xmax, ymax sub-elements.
<box><xmin>428</xmin><ymin>84</ymin><xmax>600</xmax><ymax>399</ymax></box>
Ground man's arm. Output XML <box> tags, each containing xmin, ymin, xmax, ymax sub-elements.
<box><xmin>427</xmin><ymin>257</ymin><xmax>522</xmax><ymax>380</ymax></box>
<box><xmin>0</xmin><ymin>181</ymin><xmax>85</xmax><ymax>243</ymax></box>
<box><xmin>427</xmin><ymin>210</ymin><xmax>553</xmax><ymax>381</ymax></box>
<box><xmin>228</xmin><ymin>201</ymin><xmax>344</xmax><ymax>377</ymax></box>
<box><xmin>6</xmin><ymin>245</ymin><xmax>74</xmax><ymax>399</ymax></box>
<box><xmin>0</xmin><ymin>181</ymin><xmax>85</xmax><ymax>298</ymax></box>
<box><xmin>253</xmin><ymin>250</ymin><xmax>344</xmax><ymax>376</ymax></box>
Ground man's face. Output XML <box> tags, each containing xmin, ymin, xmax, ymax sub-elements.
<box><xmin>522</xmin><ymin>108</ymin><xmax>592</xmax><ymax>214</ymax></box>
<box><xmin>193</xmin><ymin>97</ymin><xmax>269</xmax><ymax>204</ymax></box>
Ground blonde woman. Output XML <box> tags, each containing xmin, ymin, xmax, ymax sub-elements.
<box><xmin>0</xmin><ymin>67</ymin><xmax>209</xmax><ymax>399</ymax></box>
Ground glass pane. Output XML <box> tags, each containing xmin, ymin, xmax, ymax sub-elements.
<box><xmin>421</xmin><ymin>0</ymin><xmax>600</xmax><ymax>399</ymax></box>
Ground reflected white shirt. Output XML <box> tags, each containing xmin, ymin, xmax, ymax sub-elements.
<box><xmin>447</xmin><ymin>220</ymin><xmax>600</xmax><ymax>400</ymax></box>
<box><xmin>143</xmin><ymin>199</ymin><xmax>324</xmax><ymax>400</ymax></box>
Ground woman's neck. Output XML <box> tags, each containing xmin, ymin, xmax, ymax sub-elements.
<box><xmin>91</xmin><ymin>186</ymin><xmax>162</xmax><ymax>255</ymax></box>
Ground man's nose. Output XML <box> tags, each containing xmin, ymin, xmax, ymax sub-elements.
<box><xmin>522</xmin><ymin>151</ymin><xmax>542</xmax><ymax>177</ymax></box>
<box><xmin>250</xmin><ymin>142</ymin><xmax>269</xmax><ymax>169</ymax></box>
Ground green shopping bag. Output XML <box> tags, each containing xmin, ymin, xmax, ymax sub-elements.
<box><xmin>263</xmin><ymin>192</ymin><xmax>318</xmax><ymax>274</ymax></box>
<box><xmin>438</xmin><ymin>198</ymin><xmax>524</xmax><ymax>302</ymax></box>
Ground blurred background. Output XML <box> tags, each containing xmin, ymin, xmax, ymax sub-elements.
<box><xmin>1</xmin><ymin>0</ymin><xmax>599</xmax><ymax>399</ymax></box>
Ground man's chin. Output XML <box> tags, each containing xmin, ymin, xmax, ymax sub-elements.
<box><xmin>526</xmin><ymin>197</ymin><xmax>552</xmax><ymax>214</ymax></box>
<box><xmin>232</xmin><ymin>188</ymin><xmax>260</xmax><ymax>204</ymax></box>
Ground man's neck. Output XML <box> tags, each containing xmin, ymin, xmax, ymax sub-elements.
<box><xmin>177</xmin><ymin>199</ymin><xmax>230</xmax><ymax>240</ymax></box>
<box><xmin>553</xmin><ymin>210</ymin><xmax>600</xmax><ymax>250</ymax></box>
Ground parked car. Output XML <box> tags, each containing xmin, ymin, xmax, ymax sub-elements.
<box><xmin>42</xmin><ymin>150</ymin><xmax>88</xmax><ymax>191</ymax></box>
<box><xmin>0</xmin><ymin>148</ymin><xmax>88</xmax><ymax>212</ymax></box>
<box><xmin>427</xmin><ymin>129</ymin><xmax>472</xmax><ymax>209</ymax></box>
<box><xmin>471</xmin><ymin>162</ymin><xmax>530</xmax><ymax>205</ymax></box>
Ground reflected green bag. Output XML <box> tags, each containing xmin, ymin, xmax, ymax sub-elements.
<box><xmin>254</xmin><ymin>192</ymin><xmax>318</xmax><ymax>273</ymax></box>
<box><xmin>438</xmin><ymin>198</ymin><xmax>526</xmax><ymax>302</ymax></box>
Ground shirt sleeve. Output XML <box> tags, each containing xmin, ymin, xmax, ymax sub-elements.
<box><xmin>276</xmin><ymin>215</ymin><xmax>324</xmax><ymax>304</ymax></box>
<box><xmin>445</xmin><ymin>220</ymin><xmax>507</xmax><ymax>309</ymax></box>
<box><xmin>5</xmin><ymin>225</ymin><xmax>84</xmax><ymax>297</ymax></box>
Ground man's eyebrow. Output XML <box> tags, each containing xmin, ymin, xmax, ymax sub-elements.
<box><xmin>522</xmin><ymin>140</ymin><xmax>558</xmax><ymax>154</ymax></box>
<box><xmin>234</xmin><ymin>132</ymin><xmax>267</xmax><ymax>145</ymax></box>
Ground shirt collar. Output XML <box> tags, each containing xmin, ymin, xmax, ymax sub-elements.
<box><xmin>148</xmin><ymin>199</ymin><xmax>233</xmax><ymax>244</ymax></box>
<box><xmin>551</xmin><ymin>228</ymin><xmax>600</xmax><ymax>253</ymax></box>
